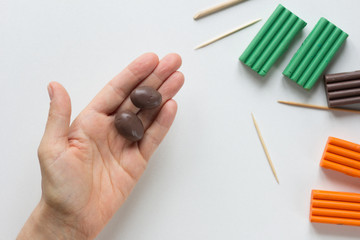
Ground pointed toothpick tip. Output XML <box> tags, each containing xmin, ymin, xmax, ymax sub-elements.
<box><xmin>193</xmin><ymin>14</ymin><xmax>201</xmax><ymax>20</ymax></box>
<box><xmin>193</xmin><ymin>0</ymin><xmax>248</xmax><ymax>20</ymax></box>
<box><xmin>194</xmin><ymin>18</ymin><xmax>261</xmax><ymax>50</ymax></box>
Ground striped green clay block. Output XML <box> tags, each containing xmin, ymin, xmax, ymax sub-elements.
<box><xmin>239</xmin><ymin>4</ymin><xmax>306</xmax><ymax>76</ymax></box>
<box><xmin>283</xmin><ymin>17</ymin><xmax>348</xmax><ymax>90</ymax></box>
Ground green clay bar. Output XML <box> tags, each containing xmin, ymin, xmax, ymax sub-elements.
<box><xmin>283</xmin><ymin>17</ymin><xmax>348</xmax><ymax>90</ymax></box>
<box><xmin>239</xmin><ymin>4</ymin><xmax>306</xmax><ymax>76</ymax></box>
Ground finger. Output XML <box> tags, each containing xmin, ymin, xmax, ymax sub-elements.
<box><xmin>118</xmin><ymin>53</ymin><xmax>182</xmax><ymax>113</ymax></box>
<box><xmin>138</xmin><ymin>71</ymin><xmax>184</xmax><ymax>130</ymax></box>
<box><xmin>138</xmin><ymin>99</ymin><xmax>178</xmax><ymax>161</ymax></box>
<box><xmin>87</xmin><ymin>53</ymin><xmax>159</xmax><ymax>114</ymax></box>
<box><xmin>40</xmin><ymin>82</ymin><xmax>71</xmax><ymax>149</ymax></box>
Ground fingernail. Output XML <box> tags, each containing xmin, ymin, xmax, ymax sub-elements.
<box><xmin>47</xmin><ymin>83</ymin><xmax>53</xmax><ymax>100</ymax></box>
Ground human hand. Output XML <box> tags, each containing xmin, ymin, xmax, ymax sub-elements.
<box><xmin>17</xmin><ymin>53</ymin><xmax>184</xmax><ymax>240</ymax></box>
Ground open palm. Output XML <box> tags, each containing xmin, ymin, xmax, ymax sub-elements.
<box><xmin>37</xmin><ymin>53</ymin><xmax>184</xmax><ymax>239</ymax></box>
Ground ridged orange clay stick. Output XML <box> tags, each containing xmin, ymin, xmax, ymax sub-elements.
<box><xmin>326</xmin><ymin>144</ymin><xmax>360</xmax><ymax>161</ymax></box>
<box><xmin>312</xmin><ymin>190</ymin><xmax>360</xmax><ymax>203</ymax></box>
<box><xmin>328</xmin><ymin>136</ymin><xmax>360</xmax><ymax>152</ymax></box>
<box><xmin>312</xmin><ymin>208</ymin><xmax>360</xmax><ymax>219</ymax></box>
<box><xmin>321</xmin><ymin>160</ymin><xmax>360</xmax><ymax>178</ymax></box>
<box><xmin>320</xmin><ymin>137</ymin><xmax>360</xmax><ymax>178</ymax></box>
<box><xmin>323</xmin><ymin>152</ymin><xmax>360</xmax><ymax>170</ymax></box>
<box><xmin>312</xmin><ymin>199</ymin><xmax>360</xmax><ymax>211</ymax></box>
<box><xmin>311</xmin><ymin>216</ymin><xmax>360</xmax><ymax>226</ymax></box>
<box><xmin>310</xmin><ymin>190</ymin><xmax>360</xmax><ymax>227</ymax></box>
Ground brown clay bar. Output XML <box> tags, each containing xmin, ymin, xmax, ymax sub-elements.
<box><xmin>115</xmin><ymin>110</ymin><xmax>144</xmax><ymax>141</ymax></box>
<box><xmin>324</xmin><ymin>71</ymin><xmax>360</xmax><ymax>107</ymax></box>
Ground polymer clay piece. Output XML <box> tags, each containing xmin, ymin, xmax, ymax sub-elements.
<box><xmin>239</xmin><ymin>4</ymin><xmax>306</xmax><ymax>76</ymax></box>
<box><xmin>115</xmin><ymin>110</ymin><xmax>144</xmax><ymax>142</ymax></box>
<box><xmin>320</xmin><ymin>137</ymin><xmax>360</xmax><ymax>178</ymax></box>
<box><xmin>283</xmin><ymin>18</ymin><xmax>348</xmax><ymax>90</ymax></box>
<box><xmin>310</xmin><ymin>189</ymin><xmax>360</xmax><ymax>227</ymax></box>
<box><xmin>130</xmin><ymin>86</ymin><xmax>162</xmax><ymax>109</ymax></box>
<box><xmin>324</xmin><ymin>71</ymin><xmax>360</xmax><ymax>107</ymax></box>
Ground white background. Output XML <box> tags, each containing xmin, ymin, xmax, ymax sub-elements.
<box><xmin>1</xmin><ymin>0</ymin><xmax>360</xmax><ymax>239</ymax></box>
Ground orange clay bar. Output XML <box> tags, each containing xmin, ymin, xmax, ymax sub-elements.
<box><xmin>320</xmin><ymin>137</ymin><xmax>360</xmax><ymax>178</ymax></box>
<box><xmin>310</xmin><ymin>190</ymin><xmax>360</xmax><ymax>226</ymax></box>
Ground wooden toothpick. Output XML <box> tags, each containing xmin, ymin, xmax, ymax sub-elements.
<box><xmin>251</xmin><ymin>113</ymin><xmax>279</xmax><ymax>184</ymax></box>
<box><xmin>194</xmin><ymin>18</ymin><xmax>261</xmax><ymax>50</ymax></box>
<box><xmin>278</xmin><ymin>100</ymin><xmax>360</xmax><ymax>114</ymax></box>
<box><xmin>194</xmin><ymin>0</ymin><xmax>247</xmax><ymax>20</ymax></box>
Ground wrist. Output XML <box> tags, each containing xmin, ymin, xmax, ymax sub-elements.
<box><xmin>17</xmin><ymin>199</ymin><xmax>89</xmax><ymax>240</ymax></box>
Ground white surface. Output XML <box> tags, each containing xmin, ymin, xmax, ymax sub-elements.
<box><xmin>1</xmin><ymin>0</ymin><xmax>360</xmax><ymax>239</ymax></box>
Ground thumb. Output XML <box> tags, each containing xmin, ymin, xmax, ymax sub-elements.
<box><xmin>41</xmin><ymin>82</ymin><xmax>72</xmax><ymax>148</ymax></box>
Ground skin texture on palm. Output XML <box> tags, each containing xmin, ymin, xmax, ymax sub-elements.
<box><xmin>17</xmin><ymin>53</ymin><xmax>184</xmax><ymax>239</ymax></box>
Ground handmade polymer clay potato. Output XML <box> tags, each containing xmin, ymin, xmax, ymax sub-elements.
<box><xmin>114</xmin><ymin>110</ymin><xmax>144</xmax><ymax>141</ymax></box>
<box><xmin>130</xmin><ymin>86</ymin><xmax>162</xmax><ymax>109</ymax></box>
<box><xmin>115</xmin><ymin>86</ymin><xmax>162</xmax><ymax>141</ymax></box>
